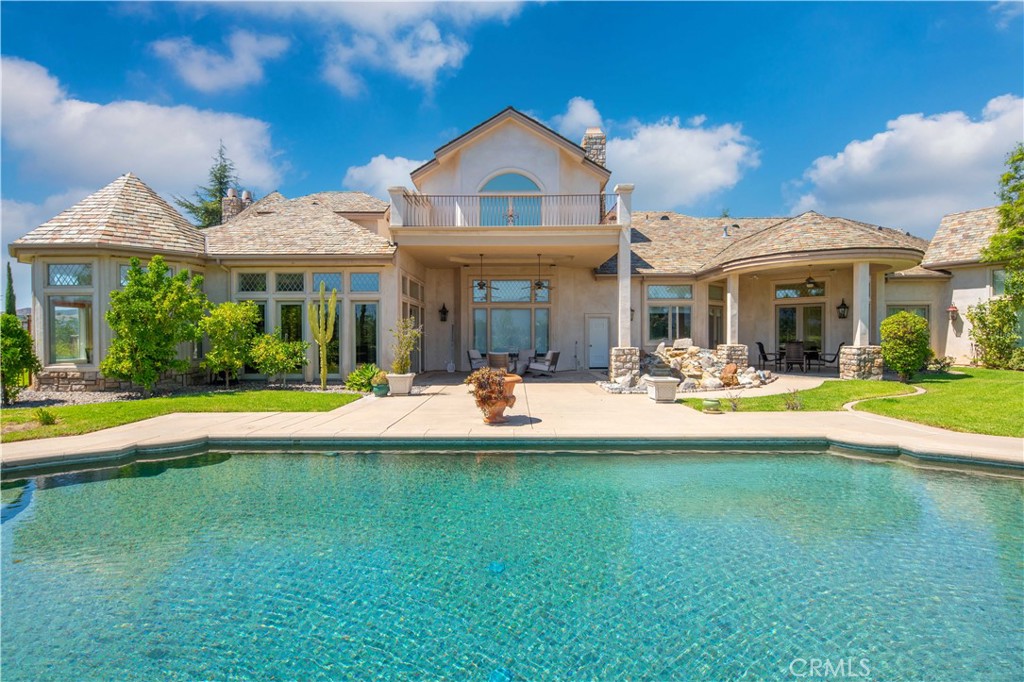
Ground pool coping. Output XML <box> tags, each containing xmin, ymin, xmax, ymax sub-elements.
<box><xmin>3</xmin><ymin>434</ymin><xmax>1020</xmax><ymax>479</ymax></box>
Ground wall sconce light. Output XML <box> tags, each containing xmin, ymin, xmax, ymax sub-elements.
<box><xmin>438</xmin><ymin>303</ymin><xmax>448</xmax><ymax>322</ymax></box>
<box><xmin>630</xmin><ymin>307</ymin><xmax>635</xmax><ymax>321</ymax></box>
<box><xmin>836</xmin><ymin>299</ymin><xmax>849</xmax><ymax>319</ymax></box>
<box><xmin>947</xmin><ymin>305</ymin><xmax>958</xmax><ymax>322</ymax></box>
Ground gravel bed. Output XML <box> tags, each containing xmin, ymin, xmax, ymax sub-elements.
<box><xmin>10</xmin><ymin>381</ymin><xmax>364</xmax><ymax>409</ymax></box>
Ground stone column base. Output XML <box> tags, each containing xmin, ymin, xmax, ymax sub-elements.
<box><xmin>715</xmin><ymin>344</ymin><xmax>749</xmax><ymax>370</ymax></box>
<box><xmin>839</xmin><ymin>346</ymin><xmax>883</xmax><ymax>380</ymax></box>
<box><xmin>609</xmin><ymin>347</ymin><xmax>640</xmax><ymax>381</ymax></box>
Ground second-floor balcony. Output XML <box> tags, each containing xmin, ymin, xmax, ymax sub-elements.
<box><xmin>389</xmin><ymin>191</ymin><xmax>620</xmax><ymax>228</ymax></box>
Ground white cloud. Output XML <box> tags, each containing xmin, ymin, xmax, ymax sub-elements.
<box><xmin>608</xmin><ymin>116</ymin><xmax>761</xmax><ymax>209</ymax></box>
<box><xmin>551</xmin><ymin>97</ymin><xmax>604</xmax><ymax>141</ymax></box>
<box><xmin>151</xmin><ymin>30</ymin><xmax>290</xmax><ymax>93</ymax></box>
<box><xmin>2</xmin><ymin>190</ymin><xmax>91</xmax><ymax>309</ymax></box>
<box><xmin>789</xmin><ymin>94</ymin><xmax>1023</xmax><ymax>236</ymax></box>
<box><xmin>0</xmin><ymin>57</ymin><xmax>282</xmax><ymax>196</ymax></box>
<box><xmin>342</xmin><ymin>154</ymin><xmax>427</xmax><ymax>199</ymax></box>
<box><xmin>241</xmin><ymin>1</ymin><xmax>522</xmax><ymax>96</ymax></box>
<box><xmin>991</xmin><ymin>1</ymin><xmax>1023</xmax><ymax>29</ymax></box>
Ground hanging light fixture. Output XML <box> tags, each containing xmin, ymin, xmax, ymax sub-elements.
<box><xmin>472</xmin><ymin>254</ymin><xmax>493</xmax><ymax>293</ymax></box>
<box><xmin>804</xmin><ymin>267</ymin><xmax>817</xmax><ymax>289</ymax></box>
<box><xmin>533</xmin><ymin>254</ymin><xmax>554</xmax><ymax>292</ymax></box>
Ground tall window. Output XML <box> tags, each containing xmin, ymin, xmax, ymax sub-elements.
<box><xmin>354</xmin><ymin>302</ymin><xmax>378</xmax><ymax>365</ymax></box>
<box><xmin>470</xmin><ymin>277</ymin><xmax>550</xmax><ymax>354</ymax></box>
<box><xmin>646</xmin><ymin>284</ymin><xmax>692</xmax><ymax>343</ymax></box>
<box><xmin>48</xmin><ymin>296</ymin><xmax>93</xmax><ymax>363</ymax></box>
<box><xmin>479</xmin><ymin>173</ymin><xmax>542</xmax><ymax>226</ymax></box>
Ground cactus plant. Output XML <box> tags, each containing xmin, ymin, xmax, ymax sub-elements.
<box><xmin>308</xmin><ymin>281</ymin><xmax>338</xmax><ymax>390</ymax></box>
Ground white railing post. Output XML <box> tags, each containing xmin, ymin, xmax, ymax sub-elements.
<box><xmin>387</xmin><ymin>187</ymin><xmax>406</xmax><ymax>227</ymax></box>
<box><xmin>614</xmin><ymin>184</ymin><xmax>634</xmax><ymax>347</ymax></box>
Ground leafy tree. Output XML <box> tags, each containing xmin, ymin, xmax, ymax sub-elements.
<box><xmin>100</xmin><ymin>256</ymin><xmax>207</xmax><ymax>393</ymax></box>
<box><xmin>201</xmin><ymin>301</ymin><xmax>261</xmax><ymax>388</ymax></box>
<box><xmin>5</xmin><ymin>263</ymin><xmax>16</xmax><ymax>315</ymax></box>
<box><xmin>983</xmin><ymin>142</ymin><xmax>1024</xmax><ymax>304</ymax></box>
<box><xmin>0</xmin><ymin>313</ymin><xmax>41</xmax><ymax>405</ymax></box>
<box><xmin>966</xmin><ymin>298</ymin><xmax>1022</xmax><ymax>368</ymax></box>
<box><xmin>880</xmin><ymin>311</ymin><xmax>930</xmax><ymax>382</ymax></box>
<box><xmin>249</xmin><ymin>331</ymin><xmax>308</xmax><ymax>386</ymax></box>
<box><xmin>174</xmin><ymin>142</ymin><xmax>240</xmax><ymax>227</ymax></box>
<box><xmin>388</xmin><ymin>316</ymin><xmax>422</xmax><ymax>374</ymax></box>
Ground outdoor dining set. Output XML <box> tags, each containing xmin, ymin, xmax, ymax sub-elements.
<box><xmin>756</xmin><ymin>341</ymin><xmax>845</xmax><ymax>372</ymax></box>
<box><xmin>467</xmin><ymin>349</ymin><xmax>561</xmax><ymax>376</ymax></box>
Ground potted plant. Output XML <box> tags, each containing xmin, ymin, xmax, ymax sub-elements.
<box><xmin>371</xmin><ymin>370</ymin><xmax>390</xmax><ymax>397</ymax></box>
<box><xmin>386</xmin><ymin>317</ymin><xmax>423</xmax><ymax>396</ymax></box>
<box><xmin>464</xmin><ymin>367</ymin><xmax>522</xmax><ymax>424</ymax></box>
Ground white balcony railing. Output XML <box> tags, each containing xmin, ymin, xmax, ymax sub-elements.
<box><xmin>391</xmin><ymin>193</ymin><xmax>618</xmax><ymax>228</ymax></box>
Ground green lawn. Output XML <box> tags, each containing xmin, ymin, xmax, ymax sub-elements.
<box><xmin>1</xmin><ymin>390</ymin><xmax>362</xmax><ymax>443</ymax></box>
<box><xmin>855</xmin><ymin>367</ymin><xmax>1023</xmax><ymax>438</ymax></box>
<box><xmin>680</xmin><ymin>379</ymin><xmax>915</xmax><ymax>412</ymax></box>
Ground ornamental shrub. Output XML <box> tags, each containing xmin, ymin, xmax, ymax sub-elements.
<box><xmin>249</xmin><ymin>331</ymin><xmax>308</xmax><ymax>385</ymax></box>
<box><xmin>966</xmin><ymin>298</ymin><xmax>1022</xmax><ymax>369</ymax></box>
<box><xmin>344</xmin><ymin>363</ymin><xmax>381</xmax><ymax>392</ymax></box>
<box><xmin>101</xmin><ymin>256</ymin><xmax>206</xmax><ymax>392</ymax></box>
<box><xmin>201</xmin><ymin>301</ymin><xmax>261</xmax><ymax>388</ymax></box>
<box><xmin>0</xmin><ymin>313</ymin><xmax>41</xmax><ymax>405</ymax></box>
<box><xmin>388</xmin><ymin>317</ymin><xmax>422</xmax><ymax>374</ymax></box>
<box><xmin>880</xmin><ymin>311</ymin><xmax>931</xmax><ymax>382</ymax></box>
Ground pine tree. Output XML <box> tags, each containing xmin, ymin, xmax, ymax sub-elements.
<box><xmin>4</xmin><ymin>262</ymin><xmax>16</xmax><ymax>315</ymax></box>
<box><xmin>174</xmin><ymin>142</ymin><xmax>240</xmax><ymax>228</ymax></box>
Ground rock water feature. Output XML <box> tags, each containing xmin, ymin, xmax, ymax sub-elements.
<box><xmin>598</xmin><ymin>341</ymin><xmax>776</xmax><ymax>395</ymax></box>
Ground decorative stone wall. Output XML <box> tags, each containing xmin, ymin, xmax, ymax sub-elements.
<box><xmin>609</xmin><ymin>347</ymin><xmax>640</xmax><ymax>382</ymax></box>
<box><xmin>839</xmin><ymin>345</ymin><xmax>883</xmax><ymax>380</ymax></box>
<box><xmin>34</xmin><ymin>367</ymin><xmax>207</xmax><ymax>392</ymax></box>
<box><xmin>715</xmin><ymin>344</ymin><xmax>749</xmax><ymax>370</ymax></box>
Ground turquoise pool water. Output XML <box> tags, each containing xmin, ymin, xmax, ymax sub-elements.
<box><xmin>2</xmin><ymin>450</ymin><xmax>1021</xmax><ymax>681</ymax></box>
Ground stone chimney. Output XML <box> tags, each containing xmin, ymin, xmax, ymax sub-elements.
<box><xmin>221</xmin><ymin>188</ymin><xmax>242</xmax><ymax>224</ymax></box>
<box><xmin>581</xmin><ymin>127</ymin><xmax>606</xmax><ymax>167</ymax></box>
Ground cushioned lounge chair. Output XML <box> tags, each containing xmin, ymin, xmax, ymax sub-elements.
<box><xmin>525</xmin><ymin>351</ymin><xmax>560</xmax><ymax>376</ymax></box>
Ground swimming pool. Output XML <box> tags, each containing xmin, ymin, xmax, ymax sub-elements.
<box><xmin>2</xmin><ymin>449</ymin><xmax>1021</xmax><ymax>680</ymax></box>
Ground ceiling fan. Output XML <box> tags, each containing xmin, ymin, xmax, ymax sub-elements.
<box><xmin>533</xmin><ymin>254</ymin><xmax>555</xmax><ymax>292</ymax></box>
<box><xmin>469</xmin><ymin>254</ymin><xmax>496</xmax><ymax>292</ymax></box>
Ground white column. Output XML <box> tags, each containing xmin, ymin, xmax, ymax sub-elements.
<box><xmin>873</xmin><ymin>271</ymin><xmax>886</xmax><ymax>344</ymax></box>
<box><xmin>614</xmin><ymin>184</ymin><xmax>634</xmax><ymax>347</ymax></box>
<box><xmin>852</xmin><ymin>262</ymin><xmax>870</xmax><ymax>346</ymax></box>
<box><xmin>387</xmin><ymin>187</ymin><xmax>406</xmax><ymax>227</ymax></box>
<box><xmin>726</xmin><ymin>273</ymin><xmax>739</xmax><ymax>344</ymax></box>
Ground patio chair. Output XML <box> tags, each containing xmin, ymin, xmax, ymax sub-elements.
<box><xmin>756</xmin><ymin>342</ymin><xmax>781</xmax><ymax>371</ymax></box>
<box><xmin>488</xmin><ymin>352</ymin><xmax>510</xmax><ymax>371</ymax></box>
<box><xmin>525</xmin><ymin>351</ymin><xmax>560</xmax><ymax>377</ymax></box>
<box><xmin>515</xmin><ymin>348</ymin><xmax>535</xmax><ymax>375</ymax></box>
<box><xmin>784</xmin><ymin>341</ymin><xmax>806</xmax><ymax>372</ymax></box>
<box><xmin>467</xmin><ymin>349</ymin><xmax>487</xmax><ymax>370</ymax></box>
<box><xmin>809</xmin><ymin>342</ymin><xmax>844</xmax><ymax>371</ymax></box>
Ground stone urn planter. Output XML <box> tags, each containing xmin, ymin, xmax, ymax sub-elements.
<box><xmin>465</xmin><ymin>368</ymin><xmax>522</xmax><ymax>424</ymax></box>
<box><xmin>645</xmin><ymin>375</ymin><xmax>680</xmax><ymax>403</ymax></box>
<box><xmin>386</xmin><ymin>372</ymin><xmax>415</xmax><ymax>396</ymax></box>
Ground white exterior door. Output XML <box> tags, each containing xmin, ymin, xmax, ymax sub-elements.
<box><xmin>587</xmin><ymin>315</ymin><xmax>611</xmax><ymax>369</ymax></box>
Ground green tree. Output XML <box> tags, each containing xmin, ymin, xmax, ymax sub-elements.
<box><xmin>201</xmin><ymin>301</ymin><xmax>261</xmax><ymax>388</ymax></box>
<box><xmin>388</xmin><ymin>316</ymin><xmax>422</xmax><ymax>374</ymax></box>
<box><xmin>5</xmin><ymin>262</ymin><xmax>16</xmax><ymax>315</ymax></box>
<box><xmin>250</xmin><ymin>331</ymin><xmax>308</xmax><ymax>386</ymax></box>
<box><xmin>174</xmin><ymin>142</ymin><xmax>240</xmax><ymax>227</ymax></box>
<box><xmin>0</xmin><ymin>313</ymin><xmax>41</xmax><ymax>405</ymax></box>
<box><xmin>880</xmin><ymin>311</ymin><xmax>931</xmax><ymax>382</ymax></box>
<box><xmin>101</xmin><ymin>256</ymin><xmax>207</xmax><ymax>393</ymax></box>
<box><xmin>966</xmin><ymin>298</ymin><xmax>1022</xmax><ymax>368</ymax></box>
<box><xmin>982</xmin><ymin>142</ymin><xmax>1024</xmax><ymax>304</ymax></box>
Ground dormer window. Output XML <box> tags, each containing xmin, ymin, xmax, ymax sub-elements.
<box><xmin>479</xmin><ymin>173</ymin><xmax>541</xmax><ymax>226</ymax></box>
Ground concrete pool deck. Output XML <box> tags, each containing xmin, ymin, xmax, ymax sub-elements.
<box><xmin>2</xmin><ymin>372</ymin><xmax>1021</xmax><ymax>474</ymax></box>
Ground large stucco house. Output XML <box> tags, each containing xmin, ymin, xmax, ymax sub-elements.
<box><xmin>8</xmin><ymin>107</ymin><xmax>1013</xmax><ymax>390</ymax></box>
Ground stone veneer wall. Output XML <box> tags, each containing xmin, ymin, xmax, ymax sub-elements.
<box><xmin>34</xmin><ymin>366</ymin><xmax>207</xmax><ymax>392</ymax></box>
<box><xmin>714</xmin><ymin>344</ymin><xmax>749</xmax><ymax>370</ymax></box>
<box><xmin>609</xmin><ymin>347</ymin><xmax>640</xmax><ymax>381</ymax></box>
<box><xmin>839</xmin><ymin>346</ymin><xmax>883</xmax><ymax>380</ymax></box>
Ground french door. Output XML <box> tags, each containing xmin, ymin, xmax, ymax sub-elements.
<box><xmin>776</xmin><ymin>305</ymin><xmax>824</xmax><ymax>351</ymax></box>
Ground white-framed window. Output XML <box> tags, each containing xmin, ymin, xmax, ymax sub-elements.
<box><xmin>992</xmin><ymin>268</ymin><xmax>1007</xmax><ymax>297</ymax></box>
<box><xmin>43</xmin><ymin>261</ymin><xmax>96</xmax><ymax>365</ymax></box>
<box><xmin>238</xmin><ymin>272</ymin><xmax>268</xmax><ymax>293</ymax></box>
<box><xmin>774</xmin><ymin>281</ymin><xmax>826</xmax><ymax>299</ymax></box>
<box><xmin>886</xmin><ymin>305</ymin><xmax>930</xmax><ymax>324</ymax></box>
<box><xmin>645</xmin><ymin>284</ymin><xmax>692</xmax><ymax>343</ymax></box>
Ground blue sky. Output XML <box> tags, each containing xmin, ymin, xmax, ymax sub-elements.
<box><xmin>2</xmin><ymin>1</ymin><xmax>1023</xmax><ymax>306</ymax></box>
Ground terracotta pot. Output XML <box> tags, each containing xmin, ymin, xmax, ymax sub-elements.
<box><xmin>480</xmin><ymin>374</ymin><xmax>522</xmax><ymax>424</ymax></box>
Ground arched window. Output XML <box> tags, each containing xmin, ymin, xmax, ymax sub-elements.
<box><xmin>479</xmin><ymin>173</ymin><xmax>541</xmax><ymax>226</ymax></box>
<box><xmin>480</xmin><ymin>172</ymin><xmax>541</xmax><ymax>193</ymax></box>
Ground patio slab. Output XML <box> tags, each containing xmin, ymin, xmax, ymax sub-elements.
<box><xmin>1</xmin><ymin>373</ymin><xmax>1020</xmax><ymax>473</ymax></box>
